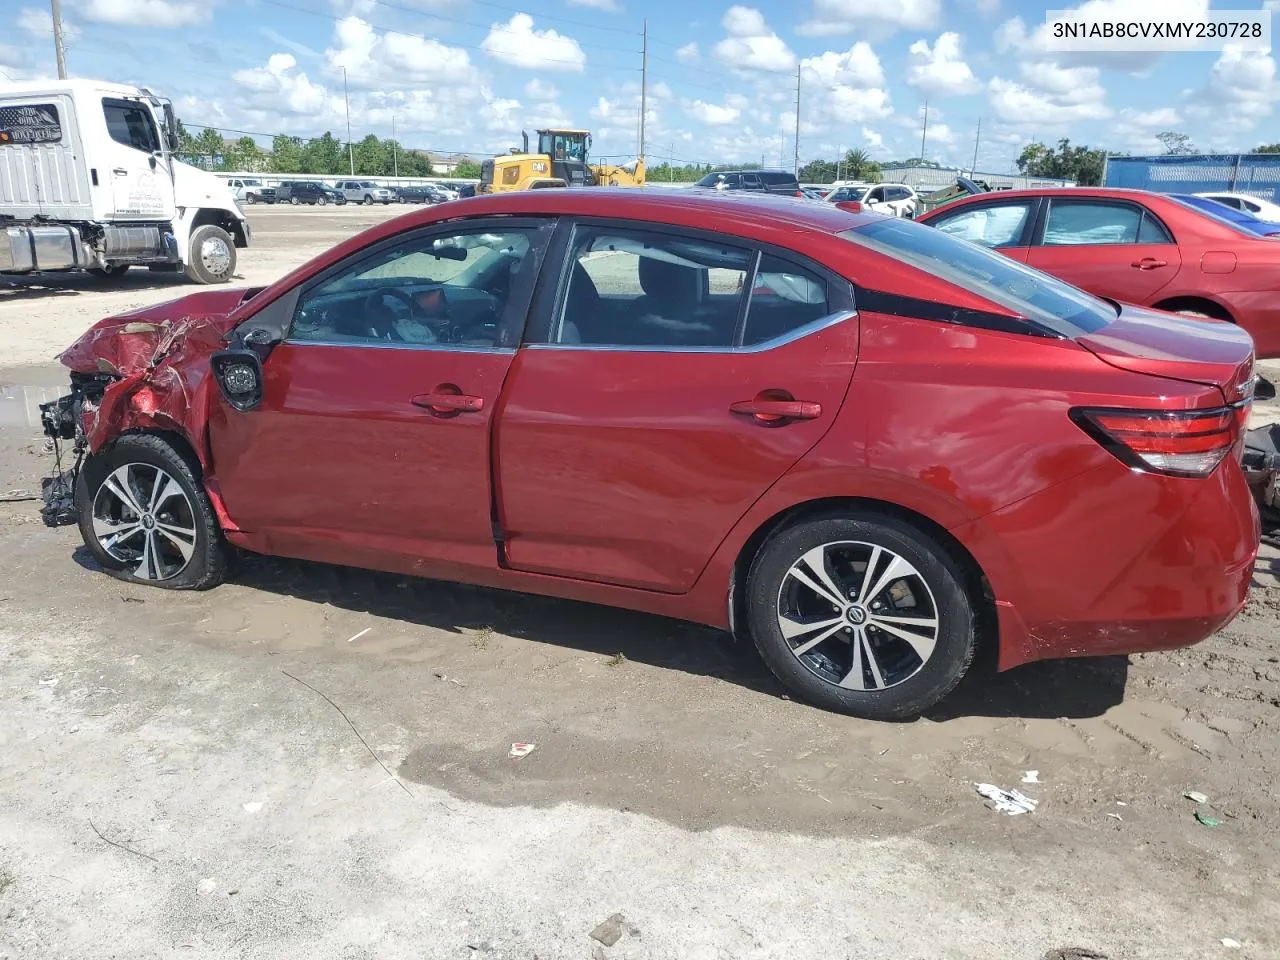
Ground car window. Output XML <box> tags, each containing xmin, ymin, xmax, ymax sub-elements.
<box><xmin>741</xmin><ymin>255</ymin><xmax>830</xmax><ymax>346</ymax></box>
<box><xmin>868</xmin><ymin>187</ymin><xmax>886</xmax><ymax>203</ymax></box>
<box><xmin>932</xmin><ymin>202</ymin><xmax>1033</xmax><ymax>248</ymax></box>
<box><xmin>102</xmin><ymin>99</ymin><xmax>159</xmax><ymax>153</ymax></box>
<box><xmin>742</xmin><ymin>174</ymin><xmax>762</xmax><ymax>188</ymax></box>
<box><xmin>841</xmin><ymin>217</ymin><xmax>1117</xmax><ymax>336</ymax></box>
<box><xmin>291</xmin><ymin>227</ymin><xmax>536</xmax><ymax>348</ymax></box>
<box><xmin>553</xmin><ymin>226</ymin><xmax>753</xmax><ymax>348</ymax></box>
<box><xmin>1136</xmin><ymin>212</ymin><xmax>1173</xmax><ymax>243</ymax></box>
<box><xmin>1242</xmin><ymin>198</ymin><xmax>1261</xmax><ymax>212</ymax></box>
<box><xmin>1043</xmin><ymin>201</ymin><xmax>1150</xmax><ymax>245</ymax></box>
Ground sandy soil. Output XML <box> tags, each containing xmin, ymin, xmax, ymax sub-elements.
<box><xmin>1</xmin><ymin>206</ymin><xmax>1278</xmax><ymax>959</ymax></box>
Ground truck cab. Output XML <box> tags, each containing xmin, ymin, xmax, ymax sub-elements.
<box><xmin>0</xmin><ymin>79</ymin><xmax>249</xmax><ymax>283</ymax></box>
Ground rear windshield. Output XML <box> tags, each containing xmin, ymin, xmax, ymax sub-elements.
<box><xmin>840</xmin><ymin>217</ymin><xmax>1117</xmax><ymax>336</ymax></box>
<box><xmin>1166</xmin><ymin>195</ymin><xmax>1273</xmax><ymax>237</ymax></box>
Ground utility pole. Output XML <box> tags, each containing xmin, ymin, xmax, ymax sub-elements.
<box><xmin>669</xmin><ymin>142</ymin><xmax>674</xmax><ymax>181</ymax></box>
<box><xmin>919</xmin><ymin>100</ymin><xmax>928</xmax><ymax>162</ymax></box>
<box><xmin>792</xmin><ymin>65</ymin><xmax>801</xmax><ymax>178</ymax></box>
<box><xmin>343</xmin><ymin>67</ymin><xmax>354</xmax><ymax>176</ymax></box>
<box><xmin>391</xmin><ymin>113</ymin><xmax>398</xmax><ymax>177</ymax></box>
<box><xmin>638</xmin><ymin>19</ymin><xmax>648</xmax><ymax>165</ymax></box>
<box><xmin>50</xmin><ymin>0</ymin><xmax>68</xmax><ymax>79</ymax></box>
<box><xmin>970</xmin><ymin>117</ymin><xmax>981</xmax><ymax>175</ymax></box>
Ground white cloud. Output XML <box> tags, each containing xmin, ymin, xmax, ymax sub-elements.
<box><xmin>684</xmin><ymin>99</ymin><xmax>741</xmax><ymax>125</ymax></box>
<box><xmin>19</xmin><ymin>6</ymin><xmax>80</xmax><ymax>41</ymax></box>
<box><xmin>823</xmin><ymin>85</ymin><xmax>893</xmax><ymax>122</ymax></box>
<box><xmin>524</xmin><ymin>78</ymin><xmax>560</xmax><ymax>101</ymax></box>
<box><xmin>713</xmin><ymin>6</ymin><xmax>796</xmax><ymax>73</ymax></box>
<box><xmin>798</xmin><ymin>0</ymin><xmax>940</xmax><ymax>38</ymax></box>
<box><xmin>676</xmin><ymin>42</ymin><xmax>699</xmax><ymax>63</ymax></box>
<box><xmin>801</xmin><ymin>42</ymin><xmax>884</xmax><ymax>87</ymax></box>
<box><xmin>567</xmin><ymin>0</ymin><xmax>621</xmax><ymax>9</ymax></box>
<box><xmin>482</xmin><ymin>14</ymin><xmax>587</xmax><ymax>72</ymax></box>
<box><xmin>232</xmin><ymin>53</ymin><xmax>331</xmax><ymax>116</ymax></box>
<box><xmin>77</xmin><ymin>0</ymin><xmax>208</xmax><ymax>27</ymax></box>
<box><xmin>988</xmin><ymin>72</ymin><xmax>1111</xmax><ymax>124</ymax></box>
<box><xmin>1186</xmin><ymin>45</ymin><xmax>1278</xmax><ymax>132</ymax></box>
<box><xmin>861</xmin><ymin>126</ymin><xmax>885</xmax><ymax>149</ymax></box>
<box><xmin>907</xmin><ymin>33</ymin><xmax>980</xmax><ymax>96</ymax></box>
<box><xmin>326</xmin><ymin>17</ymin><xmax>476</xmax><ymax>88</ymax></box>
<box><xmin>966</xmin><ymin>0</ymin><xmax>1000</xmax><ymax>12</ymax></box>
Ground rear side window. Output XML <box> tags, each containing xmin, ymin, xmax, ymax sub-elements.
<box><xmin>741</xmin><ymin>255</ymin><xmax>829</xmax><ymax>346</ymax></box>
<box><xmin>0</xmin><ymin>103</ymin><xmax>62</xmax><ymax>144</ymax></box>
<box><xmin>841</xmin><ymin>217</ymin><xmax>1117</xmax><ymax>336</ymax></box>
<box><xmin>1042</xmin><ymin>201</ymin><xmax>1170</xmax><ymax>245</ymax></box>
<box><xmin>932</xmin><ymin>202</ymin><xmax>1033</xmax><ymax>248</ymax></box>
<box><xmin>554</xmin><ymin>226</ymin><xmax>752</xmax><ymax>348</ymax></box>
<box><xmin>102</xmin><ymin>99</ymin><xmax>159</xmax><ymax>153</ymax></box>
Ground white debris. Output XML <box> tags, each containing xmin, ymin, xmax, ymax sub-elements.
<box><xmin>196</xmin><ymin>878</ymin><xmax>217</xmax><ymax>895</ymax></box>
<box><xmin>346</xmin><ymin>627</ymin><xmax>372</xmax><ymax>644</ymax></box>
<box><xmin>242</xmin><ymin>801</ymin><xmax>263</xmax><ymax>814</ymax></box>
<box><xmin>975</xmin><ymin>783</ymin><xmax>1039</xmax><ymax>815</ymax></box>
<box><xmin>1021</xmin><ymin>770</ymin><xmax>1041</xmax><ymax>784</ymax></box>
<box><xmin>508</xmin><ymin>742</ymin><xmax>536</xmax><ymax>759</ymax></box>
<box><xmin>39</xmin><ymin>676</ymin><xmax>58</xmax><ymax>686</ymax></box>
<box><xmin>1221</xmin><ymin>938</ymin><xmax>1241</xmax><ymax>949</ymax></box>
<box><xmin>1185</xmin><ymin>790</ymin><xmax>1210</xmax><ymax>804</ymax></box>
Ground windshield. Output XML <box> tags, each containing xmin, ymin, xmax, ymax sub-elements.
<box><xmin>841</xmin><ymin>217</ymin><xmax>1118</xmax><ymax>336</ymax></box>
<box><xmin>695</xmin><ymin>172</ymin><xmax>726</xmax><ymax>187</ymax></box>
<box><xmin>1167</xmin><ymin>195</ymin><xmax>1278</xmax><ymax>237</ymax></box>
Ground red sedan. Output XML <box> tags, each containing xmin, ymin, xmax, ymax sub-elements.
<box><xmin>917</xmin><ymin>187</ymin><xmax>1280</xmax><ymax>357</ymax></box>
<box><xmin>44</xmin><ymin>190</ymin><xmax>1259</xmax><ymax>719</ymax></box>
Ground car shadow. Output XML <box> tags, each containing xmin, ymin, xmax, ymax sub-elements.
<box><xmin>71</xmin><ymin>547</ymin><xmax>1129</xmax><ymax>721</ymax></box>
<box><xmin>0</xmin><ymin>271</ymin><xmax>199</xmax><ymax>301</ymax></box>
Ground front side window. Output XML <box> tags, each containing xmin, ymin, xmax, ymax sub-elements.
<box><xmin>102</xmin><ymin>99</ymin><xmax>159</xmax><ymax>153</ymax></box>
<box><xmin>291</xmin><ymin>227</ymin><xmax>537</xmax><ymax>348</ymax></box>
<box><xmin>932</xmin><ymin>202</ymin><xmax>1033</xmax><ymax>248</ymax></box>
<box><xmin>741</xmin><ymin>255</ymin><xmax>830</xmax><ymax>346</ymax></box>
<box><xmin>841</xmin><ymin>217</ymin><xmax>1118</xmax><ymax>336</ymax></box>
<box><xmin>553</xmin><ymin>227</ymin><xmax>752</xmax><ymax>348</ymax></box>
<box><xmin>1042</xmin><ymin>201</ymin><xmax>1163</xmax><ymax>246</ymax></box>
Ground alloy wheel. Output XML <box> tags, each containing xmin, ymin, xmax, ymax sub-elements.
<box><xmin>91</xmin><ymin>463</ymin><xmax>198</xmax><ymax>581</ymax></box>
<box><xmin>200</xmin><ymin>235</ymin><xmax>232</xmax><ymax>277</ymax></box>
<box><xmin>776</xmin><ymin>540</ymin><xmax>939</xmax><ymax>691</ymax></box>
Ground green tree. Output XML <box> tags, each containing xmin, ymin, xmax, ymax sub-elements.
<box><xmin>176</xmin><ymin>119</ymin><xmax>200</xmax><ymax>156</ymax></box>
<box><xmin>270</xmin><ymin>135</ymin><xmax>304</xmax><ymax>173</ymax></box>
<box><xmin>1250</xmin><ymin>143</ymin><xmax>1280</xmax><ymax>153</ymax></box>
<box><xmin>798</xmin><ymin>159</ymin><xmax>837</xmax><ymax>182</ymax></box>
<box><xmin>452</xmin><ymin>159</ymin><xmax>482</xmax><ymax>179</ymax></box>
<box><xmin>301</xmin><ymin>132</ymin><xmax>345</xmax><ymax>175</ymax></box>
<box><xmin>188</xmin><ymin>127</ymin><xmax>225</xmax><ymax>169</ymax></box>
<box><xmin>1017</xmin><ymin>138</ymin><xmax>1105</xmax><ymax>185</ymax></box>
<box><xmin>354</xmin><ymin>134</ymin><xmax>389</xmax><ymax>175</ymax></box>
<box><xmin>1156</xmin><ymin>131</ymin><xmax>1196</xmax><ymax>155</ymax></box>
<box><xmin>223</xmin><ymin>135</ymin><xmax>265</xmax><ymax>172</ymax></box>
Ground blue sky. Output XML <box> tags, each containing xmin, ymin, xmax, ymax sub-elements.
<box><xmin>3</xmin><ymin>0</ymin><xmax>1277</xmax><ymax>172</ymax></box>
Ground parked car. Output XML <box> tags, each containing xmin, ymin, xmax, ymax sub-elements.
<box><xmin>225</xmin><ymin>178</ymin><xmax>275</xmax><ymax>204</ymax></box>
<box><xmin>275</xmin><ymin>181</ymin><xmax>345</xmax><ymax>206</ymax></box>
<box><xmin>917</xmin><ymin>187</ymin><xmax>1280</xmax><ymax>356</ymax></box>
<box><xmin>398</xmin><ymin>184</ymin><xmax>455</xmax><ymax>204</ymax></box>
<box><xmin>694</xmin><ymin>170</ymin><xmax>802</xmax><ymax>196</ymax></box>
<box><xmin>335</xmin><ymin>180</ymin><xmax>396</xmax><ymax>205</ymax></box>
<box><xmin>46</xmin><ymin>190</ymin><xmax>1258</xmax><ymax>720</ymax></box>
<box><xmin>1195</xmin><ymin>191</ymin><xmax>1280</xmax><ymax>224</ymax></box>
<box><xmin>454</xmin><ymin>183</ymin><xmax>477</xmax><ymax>199</ymax></box>
<box><xmin>825</xmin><ymin>183</ymin><xmax>918</xmax><ymax>218</ymax></box>
<box><xmin>1171</xmin><ymin>194</ymin><xmax>1280</xmax><ymax>237</ymax></box>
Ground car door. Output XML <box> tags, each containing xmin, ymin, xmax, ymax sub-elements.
<box><xmin>493</xmin><ymin>219</ymin><xmax>859</xmax><ymax>593</ymax></box>
<box><xmin>208</xmin><ymin>218</ymin><xmax>554</xmax><ymax>574</ymax></box>
<box><xmin>1025</xmin><ymin>198</ymin><xmax>1181</xmax><ymax>304</ymax></box>
<box><xmin>100</xmin><ymin>97</ymin><xmax>176</xmax><ymax>221</ymax></box>
<box><xmin>926</xmin><ymin>198</ymin><xmax>1038</xmax><ymax>264</ymax></box>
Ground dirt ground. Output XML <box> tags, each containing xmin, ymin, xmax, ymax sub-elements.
<box><xmin>1</xmin><ymin>206</ymin><xmax>1278</xmax><ymax>960</ymax></box>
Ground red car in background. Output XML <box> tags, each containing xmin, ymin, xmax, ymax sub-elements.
<box><xmin>43</xmin><ymin>191</ymin><xmax>1259</xmax><ymax>720</ymax></box>
<box><xmin>917</xmin><ymin>187</ymin><xmax>1280</xmax><ymax>357</ymax></box>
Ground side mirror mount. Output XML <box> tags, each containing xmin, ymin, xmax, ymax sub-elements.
<box><xmin>211</xmin><ymin>346</ymin><xmax>265</xmax><ymax>411</ymax></box>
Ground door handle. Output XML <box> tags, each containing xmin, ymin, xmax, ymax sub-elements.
<box><xmin>1131</xmin><ymin>257</ymin><xmax>1168</xmax><ymax>270</ymax></box>
<box><xmin>411</xmin><ymin>391</ymin><xmax>484</xmax><ymax>415</ymax></box>
<box><xmin>730</xmin><ymin>397</ymin><xmax>822</xmax><ymax>422</ymax></box>
<box><xmin>112</xmin><ymin>167</ymin><xmax>128</xmax><ymax>176</ymax></box>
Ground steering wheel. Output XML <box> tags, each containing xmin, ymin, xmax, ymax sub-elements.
<box><xmin>362</xmin><ymin>288</ymin><xmax>440</xmax><ymax>343</ymax></box>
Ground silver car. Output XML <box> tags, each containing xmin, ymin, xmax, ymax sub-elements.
<box><xmin>226</xmin><ymin>178</ymin><xmax>276</xmax><ymax>204</ymax></box>
<box><xmin>334</xmin><ymin>180</ymin><xmax>396</xmax><ymax>205</ymax></box>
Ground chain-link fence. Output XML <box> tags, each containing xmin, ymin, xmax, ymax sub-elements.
<box><xmin>1105</xmin><ymin>154</ymin><xmax>1280</xmax><ymax>202</ymax></box>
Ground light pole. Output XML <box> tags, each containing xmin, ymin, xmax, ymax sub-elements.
<box><xmin>343</xmin><ymin>67</ymin><xmax>354</xmax><ymax>176</ymax></box>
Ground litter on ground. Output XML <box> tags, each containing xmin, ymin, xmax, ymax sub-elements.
<box><xmin>975</xmin><ymin>783</ymin><xmax>1038</xmax><ymax>815</ymax></box>
<box><xmin>509</xmin><ymin>742</ymin><xmax>536</xmax><ymax>759</ymax></box>
<box><xmin>1022</xmin><ymin>770</ymin><xmax>1041</xmax><ymax>784</ymax></box>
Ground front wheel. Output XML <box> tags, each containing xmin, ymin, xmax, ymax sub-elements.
<box><xmin>245</xmin><ymin>193</ymin><xmax>257</xmax><ymax>204</ymax></box>
<box><xmin>364</xmin><ymin>194</ymin><xmax>374</xmax><ymax>205</ymax></box>
<box><xmin>76</xmin><ymin>433</ymin><xmax>229</xmax><ymax>590</ymax></box>
<box><xmin>746</xmin><ymin>514</ymin><xmax>976</xmax><ymax>720</ymax></box>
<box><xmin>290</xmin><ymin>196</ymin><xmax>300</xmax><ymax>205</ymax></box>
<box><xmin>184</xmin><ymin>224</ymin><xmax>236</xmax><ymax>284</ymax></box>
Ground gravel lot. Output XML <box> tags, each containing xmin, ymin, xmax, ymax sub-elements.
<box><xmin>1</xmin><ymin>205</ymin><xmax>1278</xmax><ymax>959</ymax></box>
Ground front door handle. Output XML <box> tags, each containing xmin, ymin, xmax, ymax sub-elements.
<box><xmin>112</xmin><ymin>167</ymin><xmax>128</xmax><ymax>176</ymax></box>
<box><xmin>1131</xmin><ymin>257</ymin><xmax>1168</xmax><ymax>270</ymax></box>
<box><xmin>412</xmin><ymin>391</ymin><xmax>484</xmax><ymax>415</ymax></box>
<box><xmin>730</xmin><ymin>397</ymin><xmax>822</xmax><ymax>422</ymax></box>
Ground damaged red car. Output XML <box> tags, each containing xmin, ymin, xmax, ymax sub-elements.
<box><xmin>42</xmin><ymin>191</ymin><xmax>1260</xmax><ymax>720</ymax></box>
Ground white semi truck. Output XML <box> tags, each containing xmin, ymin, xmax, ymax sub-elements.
<box><xmin>0</xmin><ymin>79</ymin><xmax>249</xmax><ymax>284</ymax></box>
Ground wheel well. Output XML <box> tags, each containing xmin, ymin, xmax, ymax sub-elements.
<box><xmin>1152</xmin><ymin>296</ymin><xmax>1234</xmax><ymax>322</ymax></box>
<box><xmin>118</xmin><ymin>428</ymin><xmax>205</xmax><ymax>478</ymax></box>
<box><xmin>191</xmin><ymin>208</ymin><xmax>248</xmax><ymax>248</ymax></box>
<box><xmin>729</xmin><ymin>497</ymin><xmax>998</xmax><ymax>657</ymax></box>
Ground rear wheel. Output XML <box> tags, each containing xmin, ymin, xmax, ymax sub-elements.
<box><xmin>76</xmin><ymin>433</ymin><xmax>228</xmax><ymax>590</ymax></box>
<box><xmin>364</xmin><ymin>194</ymin><xmax>374</xmax><ymax>205</ymax></box>
<box><xmin>317</xmin><ymin>195</ymin><xmax>328</xmax><ymax>206</ymax></box>
<box><xmin>184</xmin><ymin>224</ymin><xmax>236</xmax><ymax>284</ymax></box>
<box><xmin>746</xmin><ymin>514</ymin><xmax>976</xmax><ymax>719</ymax></box>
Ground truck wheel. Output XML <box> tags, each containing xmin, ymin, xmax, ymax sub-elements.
<box><xmin>76</xmin><ymin>433</ymin><xmax>228</xmax><ymax>590</ymax></box>
<box><xmin>364</xmin><ymin>194</ymin><xmax>374</xmax><ymax>205</ymax></box>
<box><xmin>88</xmin><ymin>265</ymin><xmax>130</xmax><ymax>280</ymax></box>
<box><xmin>184</xmin><ymin>224</ymin><xmax>236</xmax><ymax>284</ymax></box>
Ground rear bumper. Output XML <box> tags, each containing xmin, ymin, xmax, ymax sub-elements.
<box><xmin>959</xmin><ymin>459</ymin><xmax>1259</xmax><ymax>671</ymax></box>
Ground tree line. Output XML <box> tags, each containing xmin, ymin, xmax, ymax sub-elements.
<box><xmin>175</xmin><ymin>121</ymin><xmax>482</xmax><ymax>179</ymax></box>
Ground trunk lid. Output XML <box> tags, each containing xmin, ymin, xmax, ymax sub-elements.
<box><xmin>1076</xmin><ymin>303</ymin><xmax>1256</xmax><ymax>404</ymax></box>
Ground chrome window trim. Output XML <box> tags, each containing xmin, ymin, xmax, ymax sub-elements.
<box><xmin>281</xmin><ymin>338</ymin><xmax>513</xmax><ymax>356</ymax></box>
<box><xmin>526</xmin><ymin>308</ymin><xmax>856</xmax><ymax>355</ymax></box>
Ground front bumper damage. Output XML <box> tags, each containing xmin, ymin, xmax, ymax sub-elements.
<box><xmin>37</xmin><ymin>372</ymin><xmax>112</xmax><ymax>526</ymax></box>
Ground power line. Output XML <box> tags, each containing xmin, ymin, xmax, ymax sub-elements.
<box><xmin>466</xmin><ymin>0</ymin><xmax>642</xmax><ymax>35</ymax></box>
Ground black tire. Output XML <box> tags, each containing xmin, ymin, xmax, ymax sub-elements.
<box><xmin>317</xmin><ymin>195</ymin><xmax>328</xmax><ymax>206</ymax></box>
<box><xmin>290</xmin><ymin>196</ymin><xmax>300</xmax><ymax>205</ymax></box>
<box><xmin>364</xmin><ymin>194</ymin><xmax>374</xmax><ymax>205</ymax></box>
<box><xmin>75</xmin><ymin>433</ymin><xmax>228</xmax><ymax>591</ymax></box>
<box><xmin>88</xmin><ymin>264</ymin><xmax>129</xmax><ymax>280</ymax></box>
<box><xmin>746</xmin><ymin>513</ymin><xmax>976</xmax><ymax>720</ymax></box>
<box><xmin>184</xmin><ymin>224</ymin><xmax>236</xmax><ymax>284</ymax></box>
<box><xmin>245</xmin><ymin>193</ymin><xmax>257</xmax><ymax>204</ymax></box>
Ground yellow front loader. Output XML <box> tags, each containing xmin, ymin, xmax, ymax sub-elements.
<box><xmin>478</xmin><ymin>129</ymin><xmax>645</xmax><ymax>193</ymax></box>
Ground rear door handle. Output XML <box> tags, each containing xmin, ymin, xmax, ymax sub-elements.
<box><xmin>411</xmin><ymin>392</ymin><xmax>484</xmax><ymax>415</ymax></box>
<box><xmin>112</xmin><ymin>167</ymin><xmax>128</xmax><ymax>176</ymax></box>
<box><xmin>1131</xmin><ymin>257</ymin><xmax>1168</xmax><ymax>270</ymax></box>
<box><xmin>730</xmin><ymin>398</ymin><xmax>822</xmax><ymax>422</ymax></box>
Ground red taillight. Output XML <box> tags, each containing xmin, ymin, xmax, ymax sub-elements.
<box><xmin>795</xmin><ymin>189</ymin><xmax>803</xmax><ymax>197</ymax></box>
<box><xmin>836</xmin><ymin>200</ymin><xmax>863</xmax><ymax>213</ymax></box>
<box><xmin>1071</xmin><ymin>406</ymin><xmax>1246</xmax><ymax>477</ymax></box>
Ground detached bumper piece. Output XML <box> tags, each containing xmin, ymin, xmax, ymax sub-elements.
<box><xmin>38</xmin><ymin>393</ymin><xmax>82</xmax><ymax>528</ymax></box>
<box><xmin>1244</xmin><ymin>422</ymin><xmax>1280</xmax><ymax>539</ymax></box>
